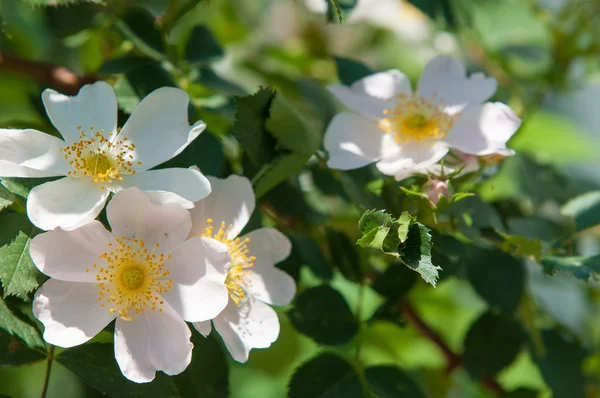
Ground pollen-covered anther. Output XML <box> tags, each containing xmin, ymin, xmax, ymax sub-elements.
<box><xmin>61</xmin><ymin>127</ymin><xmax>140</xmax><ymax>190</ymax></box>
<box><xmin>201</xmin><ymin>219</ymin><xmax>255</xmax><ymax>305</ymax></box>
<box><xmin>378</xmin><ymin>93</ymin><xmax>456</xmax><ymax>143</ymax></box>
<box><xmin>93</xmin><ymin>236</ymin><xmax>172</xmax><ymax>320</ymax></box>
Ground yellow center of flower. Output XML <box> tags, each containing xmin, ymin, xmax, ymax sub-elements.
<box><xmin>87</xmin><ymin>236</ymin><xmax>173</xmax><ymax>321</ymax></box>
<box><xmin>378</xmin><ymin>93</ymin><xmax>456</xmax><ymax>143</ymax></box>
<box><xmin>201</xmin><ymin>219</ymin><xmax>256</xmax><ymax>306</ymax></box>
<box><xmin>60</xmin><ymin>126</ymin><xmax>142</xmax><ymax>190</ymax></box>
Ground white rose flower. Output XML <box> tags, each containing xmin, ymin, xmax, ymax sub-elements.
<box><xmin>188</xmin><ymin>175</ymin><xmax>296</xmax><ymax>362</ymax></box>
<box><xmin>0</xmin><ymin>81</ymin><xmax>211</xmax><ymax>231</ymax></box>
<box><xmin>324</xmin><ymin>56</ymin><xmax>521</xmax><ymax>180</ymax></box>
<box><xmin>30</xmin><ymin>188</ymin><xmax>230</xmax><ymax>383</ymax></box>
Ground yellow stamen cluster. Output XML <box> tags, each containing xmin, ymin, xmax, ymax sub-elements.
<box><xmin>60</xmin><ymin>126</ymin><xmax>141</xmax><ymax>190</ymax></box>
<box><xmin>89</xmin><ymin>236</ymin><xmax>173</xmax><ymax>321</ymax></box>
<box><xmin>481</xmin><ymin>153</ymin><xmax>507</xmax><ymax>166</ymax></box>
<box><xmin>378</xmin><ymin>93</ymin><xmax>456</xmax><ymax>143</ymax></box>
<box><xmin>201</xmin><ymin>219</ymin><xmax>256</xmax><ymax>306</ymax></box>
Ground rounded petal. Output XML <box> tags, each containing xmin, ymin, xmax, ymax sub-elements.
<box><xmin>188</xmin><ymin>175</ymin><xmax>255</xmax><ymax>240</ymax></box>
<box><xmin>143</xmin><ymin>191</ymin><xmax>194</xmax><ymax>209</ymax></box>
<box><xmin>193</xmin><ymin>321</ymin><xmax>212</xmax><ymax>337</ymax></box>
<box><xmin>417</xmin><ymin>56</ymin><xmax>497</xmax><ymax>113</ymax></box>
<box><xmin>107</xmin><ymin>187</ymin><xmax>191</xmax><ymax>252</ymax></box>
<box><xmin>27</xmin><ymin>177</ymin><xmax>109</xmax><ymax>231</ymax></box>
<box><xmin>42</xmin><ymin>81</ymin><xmax>117</xmax><ymax>144</ymax></box>
<box><xmin>114</xmin><ymin>301</ymin><xmax>192</xmax><ymax>383</ymax></box>
<box><xmin>213</xmin><ymin>298</ymin><xmax>280</xmax><ymax>363</ymax></box>
<box><xmin>33</xmin><ymin>279</ymin><xmax>115</xmax><ymax>348</ymax></box>
<box><xmin>116</xmin><ymin>168</ymin><xmax>211</xmax><ymax>205</ymax></box>
<box><xmin>117</xmin><ymin>87</ymin><xmax>206</xmax><ymax>170</ymax></box>
<box><xmin>327</xmin><ymin>86</ymin><xmax>388</xmax><ymax>121</ymax></box>
<box><xmin>0</xmin><ymin>129</ymin><xmax>68</xmax><ymax>177</ymax></box>
<box><xmin>242</xmin><ymin>228</ymin><xmax>295</xmax><ymax>306</ymax></box>
<box><xmin>324</xmin><ymin>113</ymin><xmax>395</xmax><ymax>170</ymax></box>
<box><xmin>30</xmin><ymin>221</ymin><xmax>112</xmax><ymax>282</ymax></box>
<box><xmin>351</xmin><ymin>69</ymin><xmax>413</xmax><ymax>101</ymax></box>
<box><xmin>162</xmin><ymin>237</ymin><xmax>230</xmax><ymax>322</ymax></box>
<box><xmin>375</xmin><ymin>141</ymin><xmax>448</xmax><ymax>179</ymax></box>
<box><xmin>443</xmin><ymin>102</ymin><xmax>521</xmax><ymax>156</ymax></box>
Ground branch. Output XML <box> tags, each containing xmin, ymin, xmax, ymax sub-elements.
<box><xmin>398</xmin><ymin>299</ymin><xmax>506</xmax><ymax>395</ymax></box>
<box><xmin>0</xmin><ymin>53</ymin><xmax>97</xmax><ymax>95</ymax></box>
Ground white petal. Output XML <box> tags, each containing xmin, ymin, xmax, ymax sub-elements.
<box><xmin>114</xmin><ymin>301</ymin><xmax>192</xmax><ymax>383</ymax></box>
<box><xmin>375</xmin><ymin>141</ymin><xmax>448</xmax><ymax>179</ymax></box>
<box><xmin>351</xmin><ymin>69</ymin><xmax>413</xmax><ymax>100</ymax></box>
<box><xmin>117</xmin><ymin>87</ymin><xmax>206</xmax><ymax>170</ymax></box>
<box><xmin>213</xmin><ymin>297</ymin><xmax>280</xmax><ymax>363</ymax></box>
<box><xmin>143</xmin><ymin>191</ymin><xmax>195</xmax><ymax>209</ymax></box>
<box><xmin>443</xmin><ymin>102</ymin><xmax>521</xmax><ymax>155</ymax></box>
<box><xmin>243</xmin><ymin>228</ymin><xmax>295</xmax><ymax>306</ymax></box>
<box><xmin>193</xmin><ymin>321</ymin><xmax>212</xmax><ymax>337</ymax></box>
<box><xmin>33</xmin><ymin>279</ymin><xmax>115</xmax><ymax>348</ymax></box>
<box><xmin>162</xmin><ymin>237</ymin><xmax>230</xmax><ymax>322</ymax></box>
<box><xmin>188</xmin><ymin>175</ymin><xmax>255</xmax><ymax>240</ymax></box>
<box><xmin>0</xmin><ymin>129</ymin><xmax>68</xmax><ymax>177</ymax></box>
<box><xmin>106</xmin><ymin>187</ymin><xmax>191</xmax><ymax>252</ymax></box>
<box><xmin>30</xmin><ymin>221</ymin><xmax>113</xmax><ymax>282</ymax></box>
<box><xmin>42</xmin><ymin>81</ymin><xmax>117</xmax><ymax>144</ymax></box>
<box><xmin>417</xmin><ymin>56</ymin><xmax>497</xmax><ymax>113</ymax></box>
<box><xmin>116</xmin><ymin>168</ymin><xmax>211</xmax><ymax>205</ymax></box>
<box><xmin>27</xmin><ymin>177</ymin><xmax>109</xmax><ymax>231</ymax></box>
<box><xmin>324</xmin><ymin>113</ymin><xmax>394</xmax><ymax>170</ymax></box>
<box><xmin>327</xmin><ymin>85</ymin><xmax>389</xmax><ymax>120</ymax></box>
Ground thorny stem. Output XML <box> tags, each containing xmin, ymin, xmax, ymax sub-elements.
<box><xmin>40</xmin><ymin>345</ymin><xmax>55</xmax><ymax>398</ymax></box>
<box><xmin>398</xmin><ymin>299</ymin><xmax>506</xmax><ymax>395</ymax></box>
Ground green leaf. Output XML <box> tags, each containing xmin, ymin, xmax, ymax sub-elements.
<box><xmin>288</xmin><ymin>353</ymin><xmax>363</xmax><ymax>398</ymax></box>
<box><xmin>371</xmin><ymin>263</ymin><xmax>417</xmax><ymax>300</ymax></box>
<box><xmin>327</xmin><ymin>0</ymin><xmax>344</xmax><ymax>23</ymax></box>
<box><xmin>173</xmin><ymin>334</ymin><xmax>228</xmax><ymax>397</ymax></box>
<box><xmin>0</xmin><ymin>328</ymin><xmax>45</xmax><ymax>366</ymax></box>
<box><xmin>185</xmin><ymin>25</ymin><xmax>224</xmax><ymax>64</ymax></box>
<box><xmin>0</xmin><ymin>177</ymin><xmax>60</xmax><ymax>200</ymax></box>
<box><xmin>20</xmin><ymin>0</ymin><xmax>102</xmax><ymax>5</ymax></box>
<box><xmin>333</xmin><ymin>56</ymin><xmax>373</xmax><ymax>85</ymax></box>
<box><xmin>365</xmin><ymin>366</ymin><xmax>425</xmax><ymax>398</ymax></box>
<box><xmin>233</xmin><ymin>87</ymin><xmax>278</xmax><ymax>166</ymax></box>
<box><xmin>289</xmin><ymin>234</ymin><xmax>333</xmax><ymax>280</ymax></box>
<box><xmin>0</xmin><ymin>296</ymin><xmax>45</xmax><ymax>350</ymax></box>
<box><xmin>561</xmin><ymin>191</ymin><xmax>600</xmax><ymax>232</ymax></box>
<box><xmin>57</xmin><ymin>343</ymin><xmax>180</xmax><ymax>397</ymax></box>
<box><xmin>116</xmin><ymin>8</ymin><xmax>165</xmax><ymax>60</ymax></box>
<box><xmin>533</xmin><ymin>331</ymin><xmax>587</xmax><ymax>398</ymax></box>
<box><xmin>498</xmin><ymin>232</ymin><xmax>542</xmax><ymax>263</ymax></box>
<box><xmin>252</xmin><ymin>152</ymin><xmax>310</xmax><ymax>199</ymax></box>
<box><xmin>541</xmin><ymin>255</ymin><xmax>600</xmax><ymax>281</ymax></box>
<box><xmin>156</xmin><ymin>130</ymin><xmax>226</xmax><ymax>177</ymax></box>
<box><xmin>357</xmin><ymin>209</ymin><xmax>399</xmax><ymax>254</ymax></box>
<box><xmin>99</xmin><ymin>56</ymin><xmax>152</xmax><ymax>75</ymax></box>
<box><xmin>467</xmin><ymin>248</ymin><xmax>525</xmax><ymax>313</ymax></box>
<box><xmin>401</xmin><ymin>222</ymin><xmax>440</xmax><ymax>287</ymax></box>
<box><xmin>196</xmin><ymin>67</ymin><xmax>246</xmax><ymax>96</ymax></box>
<box><xmin>0</xmin><ymin>185</ymin><xmax>14</xmax><ymax>212</ymax></box>
<box><xmin>326</xmin><ymin>228</ymin><xmax>363</xmax><ymax>283</ymax></box>
<box><xmin>0</xmin><ymin>212</ymin><xmax>45</xmax><ymax>300</ymax></box>
<box><xmin>288</xmin><ymin>285</ymin><xmax>358</xmax><ymax>345</ymax></box>
<box><xmin>408</xmin><ymin>0</ymin><xmax>455</xmax><ymax>27</ymax></box>
<box><xmin>501</xmin><ymin>388</ymin><xmax>540</xmax><ymax>398</ymax></box>
<box><xmin>124</xmin><ymin>59</ymin><xmax>177</xmax><ymax>101</ymax></box>
<box><xmin>462</xmin><ymin>312</ymin><xmax>524</xmax><ymax>379</ymax></box>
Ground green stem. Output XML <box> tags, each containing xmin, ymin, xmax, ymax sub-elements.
<box><xmin>40</xmin><ymin>345</ymin><xmax>55</xmax><ymax>398</ymax></box>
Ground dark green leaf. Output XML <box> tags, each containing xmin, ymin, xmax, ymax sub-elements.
<box><xmin>467</xmin><ymin>248</ymin><xmax>525</xmax><ymax>313</ymax></box>
<box><xmin>57</xmin><ymin>343</ymin><xmax>179</xmax><ymax>397</ymax></box>
<box><xmin>0</xmin><ymin>212</ymin><xmax>45</xmax><ymax>300</ymax></box>
<box><xmin>326</xmin><ymin>228</ymin><xmax>362</xmax><ymax>283</ymax></box>
<box><xmin>125</xmin><ymin>59</ymin><xmax>177</xmax><ymax>100</ymax></box>
<box><xmin>0</xmin><ymin>185</ymin><xmax>13</xmax><ymax>212</ymax></box>
<box><xmin>561</xmin><ymin>191</ymin><xmax>600</xmax><ymax>232</ymax></box>
<box><xmin>0</xmin><ymin>328</ymin><xmax>45</xmax><ymax>366</ymax></box>
<box><xmin>185</xmin><ymin>25</ymin><xmax>224</xmax><ymax>64</ymax></box>
<box><xmin>252</xmin><ymin>153</ymin><xmax>310</xmax><ymax>199</ymax></box>
<box><xmin>462</xmin><ymin>312</ymin><xmax>523</xmax><ymax>379</ymax></box>
<box><xmin>233</xmin><ymin>87</ymin><xmax>278</xmax><ymax>166</ymax></box>
<box><xmin>541</xmin><ymin>255</ymin><xmax>600</xmax><ymax>281</ymax></box>
<box><xmin>173</xmin><ymin>334</ymin><xmax>228</xmax><ymax>397</ymax></box>
<box><xmin>533</xmin><ymin>331</ymin><xmax>587</xmax><ymax>398</ymax></box>
<box><xmin>196</xmin><ymin>68</ymin><xmax>246</xmax><ymax>96</ymax></box>
<box><xmin>288</xmin><ymin>353</ymin><xmax>363</xmax><ymax>398</ymax></box>
<box><xmin>501</xmin><ymin>388</ymin><xmax>540</xmax><ymax>398</ymax></box>
<box><xmin>365</xmin><ymin>366</ymin><xmax>425</xmax><ymax>398</ymax></box>
<box><xmin>0</xmin><ymin>296</ymin><xmax>45</xmax><ymax>350</ymax></box>
<box><xmin>99</xmin><ymin>56</ymin><xmax>153</xmax><ymax>75</ymax></box>
<box><xmin>116</xmin><ymin>8</ymin><xmax>165</xmax><ymax>59</ymax></box>
<box><xmin>372</xmin><ymin>263</ymin><xmax>417</xmax><ymax>300</ymax></box>
<box><xmin>408</xmin><ymin>0</ymin><xmax>455</xmax><ymax>27</ymax></box>
<box><xmin>288</xmin><ymin>285</ymin><xmax>358</xmax><ymax>345</ymax></box>
<box><xmin>333</xmin><ymin>56</ymin><xmax>373</xmax><ymax>85</ymax></box>
<box><xmin>445</xmin><ymin>195</ymin><xmax>506</xmax><ymax>237</ymax></box>
<box><xmin>156</xmin><ymin>131</ymin><xmax>225</xmax><ymax>177</ymax></box>
<box><xmin>401</xmin><ymin>222</ymin><xmax>440</xmax><ymax>287</ymax></box>
<box><xmin>289</xmin><ymin>235</ymin><xmax>333</xmax><ymax>280</ymax></box>
<box><xmin>21</xmin><ymin>0</ymin><xmax>102</xmax><ymax>5</ymax></box>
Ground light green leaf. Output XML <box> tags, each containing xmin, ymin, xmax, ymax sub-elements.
<box><xmin>356</xmin><ymin>209</ymin><xmax>397</xmax><ymax>253</ymax></box>
<box><xmin>0</xmin><ymin>185</ymin><xmax>14</xmax><ymax>212</ymax></box>
<box><xmin>498</xmin><ymin>232</ymin><xmax>543</xmax><ymax>263</ymax></box>
<box><xmin>252</xmin><ymin>153</ymin><xmax>310</xmax><ymax>199</ymax></box>
<box><xmin>541</xmin><ymin>255</ymin><xmax>600</xmax><ymax>282</ymax></box>
<box><xmin>0</xmin><ymin>296</ymin><xmax>45</xmax><ymax>350</ymax></box>
<box><xmin>561</xmin><ymin>190</ymin><xmax>600</xmax><ymax>232</ymax></box>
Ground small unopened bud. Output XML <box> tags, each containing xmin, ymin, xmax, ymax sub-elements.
<box><xmin>425</xmin><ymin>179</ymin><xmax>449</xmax><ymax>204</ymax></box>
